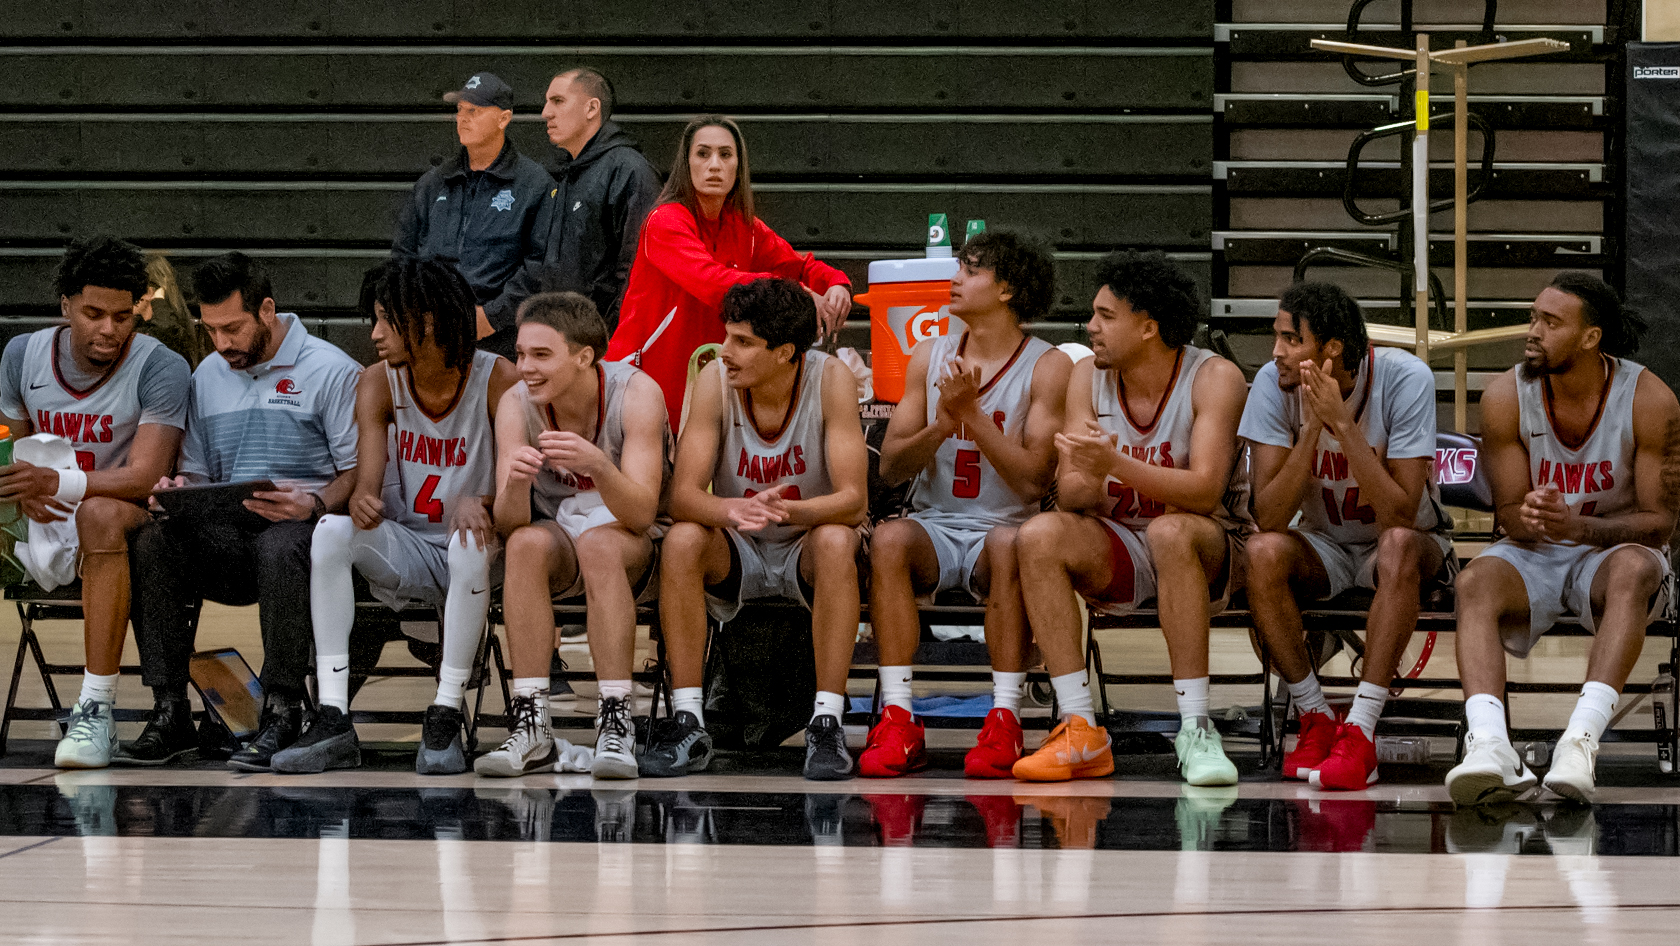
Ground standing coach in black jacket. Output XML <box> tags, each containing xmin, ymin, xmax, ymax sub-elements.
<box><xmin>508</xmin><ymin>68</ymin><xmax>661</xmax><ymax>333</ymax></box>
<box><xmin>392</xmin><ymin>72</ymin><xmax>556</xmax><ymax>359</ymax></box>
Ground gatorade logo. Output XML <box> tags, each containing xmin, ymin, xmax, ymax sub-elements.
<box><xmin>887</xmin><ymin>304</ymin><xmax>963</xmax><ymax>352</ymax></box>
<box><xmin>928</xmin><ymin>223</ymin><xmax>946</xmax><ymax>244</ymax></box>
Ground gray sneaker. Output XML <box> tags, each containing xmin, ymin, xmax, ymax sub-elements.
<box><xmin>803</xmin><ymin>714</ymin><xmax>854</xmax><ymax>781</ymax></box>
<box><xmin>592</xmin><ymin>696</ymin><xmax>639</xmax><ymax>780</ymax></box>
<box><xmin>638</xmin><ymin>711</ymin><xmax>713</xmax><ymax>777</ymax></box>
<box><xmin>474</xmin><ymin>693</ymin><xmax>559</xmax><ymax>778</ymax></box>
<box><xmin>416</xmin><ymin>704</ymin><xmax>468</xmax><ymax>775</ymax></box>
<box><xmin>55</xmin><ymin>698</ymin><xmax>118</xmax><ymax>769</ymax></box>
<box><xmin>271</xmin><ymin>704</ymin><xmax>361</xmax><ymax>774</ymax></box>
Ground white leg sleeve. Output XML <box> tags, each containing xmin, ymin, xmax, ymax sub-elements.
<box><xmin>436</xmin><ymin>531</ymin><xmax>491</xmax><ymax>706</ymax></box>
<box><xmin>311</xmin><ymin>515</ymin><xmax>358</xmax><ymax>711</ymax></box>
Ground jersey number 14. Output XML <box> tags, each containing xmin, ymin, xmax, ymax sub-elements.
<box><xmin>1321</xmin><ymin>486</ymin><xmax>1376</xmax><ymax>526</ymax></box>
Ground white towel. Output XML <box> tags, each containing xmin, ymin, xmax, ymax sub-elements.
<box><xmin>552</xmin><ymin>738</ymin><xmax>596</xmax><ymax>773</ymax></box>
<box><xmin>12</xmin><ymin>434</ymin><xmax>80</xmax><ymax>591</ymax></box>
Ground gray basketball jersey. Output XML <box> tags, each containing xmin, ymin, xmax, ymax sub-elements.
<box><xmin>713</xmin><ymin>349</ymin><xmax>833</xmax><ymax>545</ymax></box>
<box><xmin>1516</xmin><ymin>355</ymin><xmax>1643</xmax><ymax>540</ymax></box>
<box><xmin>522</xmin><ymin>360</ymin><xmax>664</xmax><ymax>521</ymax></box>
<box><xmin>908</xmin><ymin>331</ymin><xmax>1053</xmax><ymax>528</ymax></box>
<box><xmin>385</xmin><ymin>349</ymin><xmax>499</xmax><ymax>536</ymax></box>
<box><xmin>1290</xmin><ymin>347</ymin><xmax>1450</xmax><ymax>545</ymax></box>
<box><xmin>18</xmin><ymin>327</ymin><xmax>168</xmax><ymax>471</ymax></box>
<box><xmin>1093</xmin><ymin>345</ymin><xmax>1247</xmax><ymax>531</ymax></box>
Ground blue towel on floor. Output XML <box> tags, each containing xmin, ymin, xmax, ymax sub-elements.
<box><xmin>848</xmin><ymin>694</ymin><xmax>994</xmax><ymax>718</ymax></box>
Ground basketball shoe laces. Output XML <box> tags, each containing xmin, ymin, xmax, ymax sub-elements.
<box><xmin>598</xmin><ymin>696</ymin><xmax>633</xmax><ymax>757</ymax></box>
<box><xmin>62</xmin><ymin>700</ymin><xmax>104</xmax><ymax>746</ymax></box>
<box><xmin>500</xmin><ymin>693</ymin><xmax>548</xmax><ymax>759</ymax></box>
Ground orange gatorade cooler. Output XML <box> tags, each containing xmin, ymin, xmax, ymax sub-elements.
<box><xmin>856</xmin><ymin>256</ymin><xmax>963</xmax><ymax>402</ymax></box>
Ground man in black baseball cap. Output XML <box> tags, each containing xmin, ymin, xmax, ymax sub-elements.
<box><xmin>393</xmin><ymin>71</ymin><xmax>555</xmax><ymax>358</ymax></box>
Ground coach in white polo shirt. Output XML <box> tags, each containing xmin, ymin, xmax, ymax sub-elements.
<box><xmin>122</xmin><ymin>252</ymin><xmax>361</xmax><ymax>771</ymax></box>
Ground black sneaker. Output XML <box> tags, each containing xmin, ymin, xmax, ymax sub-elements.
<box><xmin>638</xmin><ymin>710</ymin><xmax>714</xmax><ymax>778</ymax></box>
<box><xmin>112</xmin><ymin>698</ymin><xmax>197</xmax><ymax>767</ymax></box>
<box><xmin>270</xmin><ymin>704</ymin><xmax>361</xmax><ymax>774</ymax></box>
<box><xmin>228</xmin><ymin>697</ymin><xmax>304</xmax><ymax>772</ymax></box>
<box><xmin>416</xmin><ymin>704</ymin><xmax>468</xmax><ymax>775</ymax></box>
<box><xmin>803</xmin><ymin>714</ymin><xmax>854</xmax><ymax>781</ymax></box>
<box><xmin>549</xmin><ymin>652</ymin><xmax>577</xmax><ymax>707</ymax></box>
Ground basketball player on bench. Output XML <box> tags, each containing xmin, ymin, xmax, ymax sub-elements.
<box><xmin>0</xmin><ymin>237</ymin><xmax>191</xmax><ymax>769</ymax></box>
<box><xmin>1448</xmin><ymin>273</ymin><xmax>1680</xmax><ymax>806</ymax></box>
<box><xmin>474</xmin><ymin>291</ymin><xmax>670</xmax><ymax>780</ymax></box>
<box><xmin>271</xmin><ymin>258</ymin><xmax>517</xmax><ymax>775</ymax></box>
<box><xmin>858</xmin><ymin>230</ymin><xmax>1071</xmax><ymax>778</ymax></box>
<box><xmin>1241</xmin><ymin>281</ymin><xmax>1453</xmax><ymax>790</ymax></box>
<box><xmin>1014</xmin><ymin>250</ymin><xmax>1249</xmax><ymax>785</ymax></box>
<box><xmin>643</xmin><ymin>277</ymin><xmax>869</xmax><ymax>780</ymax></box>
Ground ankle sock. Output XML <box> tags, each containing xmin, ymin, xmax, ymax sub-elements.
<box><xmin>1173</xmin><ymin>676</ymin><xmax>1210</xmax><ymax>724</ymax></box>
<box><xmin>1286</xmin><ymin>673</ymin><xmax>1333</xmax><ymax>720</ymax></box>
<box><xmin>1565</xmin><ymin>681</ymin><xmax>1618</xmax><ymax>742</ymax></box>
<box><xmin>1050</xmin><ymin>670</ymin><xmax>1096</xmax><ymax>726</ymax></box>
<box><xmin>991</xmin><ymin>670</ymin><xmax>1026</xmax><ymax>718</ymax></box>
<box><xmin>1345</xmin><ymin>680</ymin><xmax>1389</xmax><ymax>740</ymax></box>
<box><xmin>811</xmin><ymin>690</ymin><xmax>846</xmax><ymax>723</ymax></box>
<box><xmin>512</xmin><ymin>677</ymin><xmax>548</xmax><ymax>700</ymax></box>
<box><xmin>1465</xmin><ymin>693</ymin><xmax>1509</xmax><ymax>743</ymax></box>
<box><xmin>78</xmin><ymin>671</ymin><xmax>119</xmax><ymax>706</ymax></box>
<box><xmin>598</xmin><ymin>679</ymin><xmax>633</xmax><ymax>703</ymax></box>
<box><xmin>878</xmin><ymin>665</ymin><xmax>913</xmax><ymax>713</ymax></box>
<box><xmin>317</xmin><ymin>654</ymin><xmax>351</xmax><ymax>713</ymax></box>
<box><xmin>672</xmin><ymin>687</ymin><xmax>705</xmax><ymax>726</ymax></box>
<box><xmin>432</xmin><ymin>665</ymin><xmax>468</xmax><ymax>709</ymax></box>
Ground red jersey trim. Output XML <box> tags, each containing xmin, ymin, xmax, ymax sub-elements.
<box><xmin>741</xmin><ymin>353</ymin><xmax>806</xmax><ymax>445</ymax></box>
<box><xmin>50</xmin><ymin>326</ymin><xmax>131</xmax><ymax>401</ymax></box>
<box><xmin>544</xmin><ymin>364</ymin><xmax>606</xmax><ymax>445</ymax></box>
<box><xmin>1543</xmin><ymin>355</ymin><xmax>1614</xmax><ymax>452</ymax></box>
<box><xmin>1116</xmin><ymin>346</ymin><xmax>1185</xmax><ymax>435</ymax></box>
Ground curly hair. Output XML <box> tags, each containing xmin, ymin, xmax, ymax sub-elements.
<box><xmin>1096</xmin><ymin>250</ymin><xmax>1200</xmax><ymax>348</ymax></box>
<box><xmin>957</xmin><ymin>229</ymin><xmax>1055</xmax><ymax>323</ymax></box>
<box><xmin>1279</xmin><ymin>281</ymin><xmax>1367</xmax><ymax>372</ymax></box>
<box><xmin>361</xmin><ymin>257</ymin><xmax>477</xmax><ymax>372</ymax></box>
<box><xmin>1549</xmin><ymin>270</ymin><xmax>1645</xmax><ymax>358</ymax></box>
<box><xmin>55</xmin><ymin>235</ymin><xmax>148</xmax><ymax>303</ymax></box>
<box><xmin>518</xmin><ymin>291</ymin><xmax>608</xmax><ymax>365</ymax></box>
<box><xmin>722</xmin><ymin>278</ymin><xmax>817</xmax><ymax>357</ymax></box>
<box><xmin>189</xmin><ymin>251</ymin><xmax>274</xmax><ymax>316</ymax></box>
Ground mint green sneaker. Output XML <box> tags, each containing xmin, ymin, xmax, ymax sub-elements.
<box><xmin>1174</xmin><ymin>720</ymin><xmax>1239</xmax><ymax>787</ymax></box>
<box><xmin>55</xmin><ymin>699</ymin><xmax>118</xmax><ymax>769</ymax></box>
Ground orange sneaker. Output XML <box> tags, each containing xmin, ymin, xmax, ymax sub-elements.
<box><xmin>858</xmin><ymin>705</ymin><xmax>928</xmax><ymax>778</ymax></box>
<box><xmin>1010</xmin><ymin>715</ymin><xmax>1114</xmax><ymax>782</ymax></box>
<box><xmin>1283</xmin><ymin>708</ymin><xmax>1339</xmax><ymax>781</ymax></box>
<box><xmin>963</xmin><ymin>708</ymin><xmax>1024</xmax><ymax>778</ymax></box>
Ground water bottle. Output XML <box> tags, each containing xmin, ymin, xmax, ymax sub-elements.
<box><xmin>1656</xmin><ymin>662</ymin><xmax>1674</xmax><ymax>774</ymax></box>
<box><xmin>0</xmin><ymin>425</ymin><xmax>26</xmax><ymax>587</ymax></box>
<box><xmin>1375</xmin><ymin>735</ymin><xmax>1431</xmax><ymax>765</ymax></box>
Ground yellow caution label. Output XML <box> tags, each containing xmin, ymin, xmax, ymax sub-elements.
<box><xmin>1415</xmin><ymin>91</ymin><xmax>1429</xmax><ymax>130</ymax></box>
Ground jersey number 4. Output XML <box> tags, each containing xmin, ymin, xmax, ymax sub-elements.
<box><xmin>415</xmin><ymin>474</ymin><xmax>444</xmax><ymax>523</ymax></box>
<box><xmin>1321</xmin><ymin>486</ymin><xmax>1376</xmax><ymax>527</ymax></box>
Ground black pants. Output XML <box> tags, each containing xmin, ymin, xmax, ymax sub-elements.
<box><xmin>131</xmin><ymin>514</ymin><xmax>316</xmax><ymax>696</ymax></box>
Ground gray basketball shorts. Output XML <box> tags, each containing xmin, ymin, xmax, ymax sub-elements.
<box><xmin>1476</xmin><ymin>538</ymin><xmax>1672</xmax><ymax>657</ymax></box>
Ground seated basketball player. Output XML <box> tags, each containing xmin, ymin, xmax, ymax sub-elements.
<box><xmin>1241</xmin><ymin>282</ymin><xmax>1454</xmax><ymax>790</ymax></box>
<box><xmin>474</xmin><ymin>291</ymin><xmax>670</xmax><ymax>779</ymax></box>
<box><xmin>643</xmin><ymin>277</ymin><xmax>868</xmax><ymax>780</ymax></box>
<box><xmin>0</xmin><ymin>237</ymin><xmax>191</xmax><ymax>769</ymax></box>
<box><xmin>858</xmin><ymin>231</ymin><xmax>1071</xmax><ymax>778</ymax></box>
<box><xmin>1447</xmin><ymin>273</ymin><xmax>1679</xmax><ymax>806</ymax></box>
<box><xmin>271</xmin><ymin>258</ymin><xmax>517</xmax><ymax>775</ymax></box>
<box><xmin>1014</xmin><ymin>251</ymin><xmax>1249</xmax><ymax>784</ymax></box>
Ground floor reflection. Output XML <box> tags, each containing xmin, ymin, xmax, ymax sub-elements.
<box><xmin>6</xmin><ymin>780</ymin><xmax>1680</xmax><ymax>855</ymax></box>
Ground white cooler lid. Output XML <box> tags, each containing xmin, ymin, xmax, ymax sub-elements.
<box><xmin>866</xmin><ymin>256</ymin><xmax>959</xmax><ymax>286</ymax></box>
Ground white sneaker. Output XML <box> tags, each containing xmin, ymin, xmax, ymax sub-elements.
<box><xmin>54</xmin><ymin>699</ymin><xmax>117</xmax><ymax>769</ymax></box>
<box><xmin>474</xmin><ymin>692</ymin><xmax>559</xmax><ymax>778</ymax></box>
<box><xmin>1446</xmin><ymin>733</ymin><xmax>1538</xmax><ymax>807</ymax></box>
<box><xmin>591</xmin><ymin>695</ymin><xmax>639</xmax><ymax>780</ymax></box>
<box><xmin>1542</xmin><ymin>731</ymin><xmax>1599</xmax><ymax>804</ymax></box>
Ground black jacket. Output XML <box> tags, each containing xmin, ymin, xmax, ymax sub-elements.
<box><xmin>391</xmin><ymin>136</ymin><xmax>557</xmax><ymax>333</ymax></box>
<box><xmin>502</xmin><ymin>121</ymin><xmax>662</xmax><ymax>335</ymax></box>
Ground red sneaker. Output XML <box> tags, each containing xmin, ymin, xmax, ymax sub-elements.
<box><xmin>858</xmin><ymin>705</ymin><xmax>929</xmax><ymax>778</ymax></box>
<box><xmin>966</xmin><ymin>794</ymin><xmax>1022</xmax><ymax>847</ymax></box>
<box><xmin>963</xmin><ymin>708</ymin><xmax>1025</xmax><ymax>779</ymax></box>
<box><xmin>865</xmin><ymin>793</ymin><xmax>927</xmax><ymax>846</ymax></box>
<box><xmin>1283</xmin><ymin>709</ymin><xmax>1339</xmax><ymax>780</ymax></box>
<box><xmin>1310</xmin><ymin>724</ymin><xmax>1380</xmax><ymax>790</ymax></box>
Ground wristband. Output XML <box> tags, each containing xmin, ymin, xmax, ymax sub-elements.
<box><xmin>53</xmin><ymin>468</ymin><xmax>87</xmax><ymax>505</ymax></box>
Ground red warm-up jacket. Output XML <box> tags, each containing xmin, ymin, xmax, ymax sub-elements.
<box><xmin>604</xmin><ymin>202</ymin><xmax>849</xmax><ymax>423</ymax></box>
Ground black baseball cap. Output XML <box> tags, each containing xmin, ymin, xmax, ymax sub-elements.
<box><xmin>444</xmin><ymin>72</ymin><xmax>513</xmax><ymax>110</ymax></box>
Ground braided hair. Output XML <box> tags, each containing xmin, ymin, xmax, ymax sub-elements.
<box><xmin>363</xmin><ymin>257</ymin><xmax>477</xmax><ymax>372</ymax></box>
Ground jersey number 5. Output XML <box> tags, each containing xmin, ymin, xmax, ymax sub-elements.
<box><xmin>952</xmin><ymin>449</ymin><xmax>981</xmax><ymax>499</ymax></box>
<box><xmin>415</xmin><ymin>474</ymin><xmax>444</xmax><ymax>523</ymax></box>
<box><xmin>1321</xmin><ymin>486</ymin><xmax>1376</xmax><ymax>527</ymax></box>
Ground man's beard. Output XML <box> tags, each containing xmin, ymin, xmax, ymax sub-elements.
<box><xmin>1519</xmin><ymin>350</ymin><xmax>1565</xmax><ymax>382</ymax></box>
<box><xmin>221</xmin><ymin>321</ymin><xmax>272</xmax><ymax>371</ymax></box>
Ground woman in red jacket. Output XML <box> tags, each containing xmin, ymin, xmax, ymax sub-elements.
<box><xmin>606</xmin><ymin>115</ymin><xmax>851</xmax><ymax>424</ymax></box>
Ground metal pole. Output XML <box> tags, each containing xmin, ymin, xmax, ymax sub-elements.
<box><xmin>1413</xmin><ymin>35</ymin><xmax>1431</xmax><ymax>363</ymax></box>
<box><xmin>1453</xmin><ymin>44</ymin><xmax>1469</xmax><ymax>433</ymax></box>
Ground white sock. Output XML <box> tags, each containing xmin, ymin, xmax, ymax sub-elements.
<box><xmin>435</xmin><ymin>532</ymin><xmax>490</xmax><ymax>708</ymax></box>
<box><xmin>309</xmin><ymin>515</ymin><xmax>357</xmax><ymax>712</ymax></box>
<box><xmin>598</xmin><ymin>679</ymin><xmax>633</xmax><ymax>703</ymax></box>
<box><xmin>1050</xmin><ymin>670</ymin><xmax>1096</xmax><ymax>726</ymax></box>
<box><xmin>317</xmin><ymin>654</ymin><xmax>352</xmax><ymax>713</ymax></box>
<box><xmin>1173</xmin><ymin>676</ymin><xmax>1210</xmax><ymax>724</ymax></box>
<box><xmin>992</xmin><ymin>670</ymin><xmax>1027</xmax><ymax>718</ymax></box>
<box><xmin>1465</xmin><ymin>693</ymin><xmax>1509</xmax><ymax>743</ymax></box>
<box><xmin>811</xmin><ymin>690</ymin><xmax>846</xmax><ymax>723</ymax></box>
<box><xmin>513</xmin><ymin>677</ymin><xmax>548</xmax><ymax>700</ymax></box>
<box><xmin>78</xmin><ymin>671</ymin><xmax>119</xmax><ymax>706</ymax></box>
<box><xmin>1286</xmin><ymin>673</ymin><xmax>1333</xmax><ymax>719</ymax></box>
<box><xmin>673</xmin><ymin>687</ymin><xmax>705</xmax><ymax>726</ymax></box>
<box><xmin>878</xmin><ymin>665</ymin><xmax>913</xmax><ymax>713</ymax></box>
<box><xmin>1345</xmin><ymin>680</ymin><xmax>1389</xmax><ymax>740</ymax></box>
<box><xmin>1565</xmin><ymin>681</ymin><xmax>1618</xmax><ymax>742</ymax></box>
